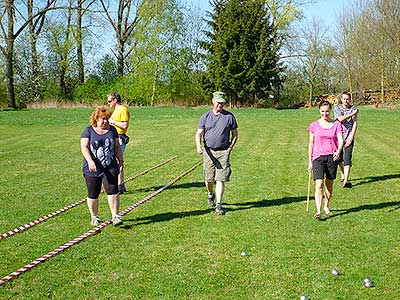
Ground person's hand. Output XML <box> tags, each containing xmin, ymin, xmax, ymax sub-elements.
<box><xmin>345</xmin><ymin>138</ymin><xmax>353</xmax><ymax>148</ymax></box>
<box><xmin>333</xmin><ymin>151</ymin><xmax>341</xmax><ymax>161</ymax></box>
<box><xmin>109</xmin><ymin>119</ymin><xmax>115</xmax><ymax>125</ymax></box>
<box><xmin>118</xmin><ymin>161</ymin><xmax>124</xmax><ymax>173</ymax></box>
<box><xmin>196</xmin><ymin>145</ymin><xmax>203</xmax><ymax>154</ymax></box>
<box><xmin>88</xmin><ymin>160</ymin><xmax>97</xmax><ymax>172</ymax></box>
<box><xmin>307</xmin><ymin>162</ymin><xmax>313</xmax><ymax>173</ymax></box>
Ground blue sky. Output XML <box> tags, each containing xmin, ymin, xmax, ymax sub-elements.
<box><xmin>95</xmin><ymin>0</ymin><xmax>349</xmax><ymax>61</ymax></box>
<box><xmin>186</xmin><ymin>0</ymin><xmax>349</xmax><ymax>33</ymax></box>
<box><xmin>301</xmin><ymin>0</ymin><xmax>348</xmax><ymax>31</ymax></box>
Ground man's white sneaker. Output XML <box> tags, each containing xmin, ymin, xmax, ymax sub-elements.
<box><xmin>112</xmin><ymin>214</ymin><xmax>123</xmax><ymax>226</ymax></box>
<box><xmin>215</xmin><ymin>203</ymin><xmax>224</xmax><ymax>215</ymax></box>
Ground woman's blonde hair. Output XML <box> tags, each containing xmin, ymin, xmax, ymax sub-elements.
<box><xmin>90</xmin><ymin>105</ymin><xmax>112</xmax><ymax>127</ymax></box>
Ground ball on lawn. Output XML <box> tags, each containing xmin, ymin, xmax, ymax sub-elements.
<box><xmin>363</xmin><ymin>277</ymin><xmax>373</xmax><ymax>288</ymax></box>
<box><xmin>299</xmin><ymin>295</ymin><xmax>309</xmax><ymax>300</ymax></box>
<box><xmin>331</xmin><ymin>268</ymin><xmax>340</xmax><ymax>276</ymax></box>
<box><xmin>241</xmin><ymin>251</ymin><xmax>249</xmax><ymax>257</ymax></box>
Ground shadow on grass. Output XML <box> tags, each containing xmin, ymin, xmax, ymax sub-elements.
<box><xmin>124</xmin><ymin>208</ymin><xmax>213</xmax><ymax>227</ymax></box>
<box><xmin>330</xmin><ymin>200</ymin><xmax>400</xmax><ymax>219</ymax></box>
<box><xmin>133</xmin><ymin>181</ymin><xmax>205</xmax><ymax>193</ymax></box>
<box><xmin>352</xmin><ymin>174</ymin><xmax>400</xmax><ymax>187</ymax></box>
<box><xmin>122</xmin><ymin>196</ymin><xmax>306</xmax><ymax>227</ymax></box>
<box><xmin>223</xmin><ymin>196</ymin><xmax>307</xmax><ymax>210</ymax></box>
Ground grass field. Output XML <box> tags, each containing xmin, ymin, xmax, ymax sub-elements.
<box><xmin>0</xmin><ymin>106</ymin><xmax>399</xmax><ymax>299</ymax></box>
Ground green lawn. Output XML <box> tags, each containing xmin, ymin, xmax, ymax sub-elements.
<box><xmin>0</xmin><ymin>106</ymin><xmax>399</xmax><ymax>299</ymax></box>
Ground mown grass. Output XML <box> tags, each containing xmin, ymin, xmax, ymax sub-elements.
<box><xmin>0</xmin><ymin>106</ymin><xmax>399</xmax><ymax>299</ymax></box>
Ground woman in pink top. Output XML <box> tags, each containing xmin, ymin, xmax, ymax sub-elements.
<box><xmin>308</xmin><ymin>100</ymin><xmax>344</xmax><ymax>219</ymax></box>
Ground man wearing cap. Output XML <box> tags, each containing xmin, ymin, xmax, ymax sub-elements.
<box><xmin>195</xmin><ymin>91</ymin><xmax>238</xmax><ymax>215</ymax></box>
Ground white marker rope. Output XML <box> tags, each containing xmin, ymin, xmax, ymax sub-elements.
<box><xmin>0</xmin><ymin>161</ymin><xmax>201</xmax><ymax>286</ymax></box>
<box><xmin>123</xmin><ymin>156</ymin><xmax>177</xmax><ymax>183</ymax></box>
<box><xmin>118</xmin><ymin>161</ymin><xmax>202</xmax><ymax>219</ymax></box>
<box><xmin>0</xmin><ymin>156</ymin><xmax>177</xmax><ymax>241</ymax></box>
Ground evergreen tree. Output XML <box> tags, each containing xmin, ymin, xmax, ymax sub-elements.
<box><xmin>203</xmin><ymin>0</ymin><xmax>282</xmax><ymax>106</ymax></box>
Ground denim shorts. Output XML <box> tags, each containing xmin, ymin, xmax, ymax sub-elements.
<box><xmin>119</xmin><ymin>134</ymin><xmax>129</xmax><ymax>154</ymax></box>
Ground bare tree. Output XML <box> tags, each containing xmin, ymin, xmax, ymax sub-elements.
<box><xmin>98</xmin><ymin>0</ymin><xmax>152</xmax><ymax>76</ymax></box>
<box><xmin>0</xmin><ymin>0</ymin><xmax>59</xmax><ymax>108</ymax></box>
<box><xmin>376</xmin><ymin>0</ymin><xmax>400</xmax><ymax>50</ymax></box>
<box><xmin>75</xmin><ymin>0</ymin><xmax>96</xmax><ymax>83</ymax></box>
<box><xmin>76</xmin><ymin>0</ymin><xmax>84</xmax><ymax>83</ymax></box>
<box><xmin>45</xmin><ymin>0</ymin><xmax>76</xmax><ymax>97</ymax></box>
<box><xmin>291</xmin><ymin>18</ymin><xmax>334</xmax><ymax>104</ymax></box>
<box><xmin>337</xmin><ymin>7</ymin><xmax>358</xmax><ymax>95</ymax></box>
<box><xmin>336</xmin><ymin>0</ymin><xmax>400</xmax><ymax>105</ymax></box>
<box><xmin>27</xmin><ymin>0</ymin><xmax>47</xmax><ymax>100</ymax></box>
<box><xmin>266</xmin><ymin>0</ymin><xmax>312</xmax><ymax>52</ymax></box>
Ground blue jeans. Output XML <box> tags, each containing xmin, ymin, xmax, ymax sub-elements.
<box><xmin>118</xmin><ymin>134</ymin><xmax>129</xmax><ymax>154</ymax></box>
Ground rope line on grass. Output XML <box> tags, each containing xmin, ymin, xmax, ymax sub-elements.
<box><xmin>0</xmin><ymin>160</ymin><xmax>201</xmax><ymax>286</ymax></box>
<box><xmin>123</xmin><ymin>156</ymin><xmax>177</xmax><ymax>183</ymax></box>
<box><xmin>0</xmin><ymin>156</ymin><xmax>177</xmax><ymax>241</ymax></box>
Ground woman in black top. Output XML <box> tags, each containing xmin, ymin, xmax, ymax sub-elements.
<box><xmin>81</xmin><ymin>105</ymin><xmax>124</xmax><ymax>226</ymax></box>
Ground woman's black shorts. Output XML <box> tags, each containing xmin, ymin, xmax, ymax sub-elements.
<box><xmin>312</xmin><ymin>155</ymin><xmax>338</xmax><ymax>180</ymax></box>
<box><xmin>84</xmin><ymin>169</ymin><xmax>119</xmax><ymax>199</ymax></box>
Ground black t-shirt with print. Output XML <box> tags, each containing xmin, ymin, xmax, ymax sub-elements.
<box><xmin>81</xmin><ymin>125</ymin><xmax>119</xmax><ymax>177</ymax></box>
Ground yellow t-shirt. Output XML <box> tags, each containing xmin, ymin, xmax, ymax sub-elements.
<box><xmin>111</xmin><ymin>105</ymin><xmax>130</xmax><ymax>135</ymax></box>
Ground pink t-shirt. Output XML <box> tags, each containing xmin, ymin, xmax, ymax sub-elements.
<box><xmin>308</xmin><ymin>120</ymin><xmax>343</xmax><ymax>161</ymax></box>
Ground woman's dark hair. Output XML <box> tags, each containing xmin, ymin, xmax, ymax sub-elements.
<box><xmin>107</xmin><ymin>92</ymin><xmax>121</xmax><ymax>103</ymax></box>
<box><xmin>319</xmin><ymin>100</ymin><xmax>332</xmax><ymax>109</ymax></box>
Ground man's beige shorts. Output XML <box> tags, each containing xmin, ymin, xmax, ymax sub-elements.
<box><xmin>203</xmin><ymin>148</ymin><xmax>231</xmax><ymax>182</ymax></box>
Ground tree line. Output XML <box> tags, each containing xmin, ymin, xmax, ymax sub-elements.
<box><xmin>1</xmin><ymin>0</ymin><xmax>399</xmax><ymax>109</ymax></box>
<box><xmin>282</xmin><ymin>0</ymin><xmax>400</xmax><ymax>107</ymax></box>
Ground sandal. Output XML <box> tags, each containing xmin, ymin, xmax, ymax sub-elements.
<box><xmin>313</xmin><ymin>213</ymin><xmax>321</xmax><ymax>220</ymax></box>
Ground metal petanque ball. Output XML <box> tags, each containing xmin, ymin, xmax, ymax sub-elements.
<box><xmin>331</xmin><ymin>268</ymin><xmax>340</xmax><ymax>276</ymax></box>
<box><xmin>241</xmin><ymin>251</ymin><xmax>249</xmax><ymax>257</ymax></box>
<box><xmin>299</xmin><ymin>295</ymin><xmax>309</xmax><ymax>300</ymax></box>
<box><xmin>363</xmin><ymin>277</ymin><xmax>373</xmax><ymax>288</ymax></box>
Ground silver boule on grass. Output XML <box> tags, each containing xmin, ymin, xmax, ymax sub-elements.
<box><xmin>331</xmin><ymin>268</ymin><xmax>340</xmax><ymax>276</ymax></box>
<box><xmin>299</xmin><ymin>295</ymin><xmax>309</xmax><ymax>300</ymax></box>
<box><xmin>363</xmin><ymin>277</ymin><xmax>374</xmax><ymax>288</ymax></box>
<box><xmin>240</xmin><ymin>251</ymin><xmax>249</xmax><ymax>257</ymax></box>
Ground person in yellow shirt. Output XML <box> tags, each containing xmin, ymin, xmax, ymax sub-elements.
<box><xmin>107</xmin><ymin>92</ymin><xmax>130</xmax><ymax>194</ymax></box>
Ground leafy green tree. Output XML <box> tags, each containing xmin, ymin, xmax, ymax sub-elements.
<box><xmin>95</xmin><ymin>54</ymin><xmax>118</xmax><ymax>83</ymax></box>
<box><xmin>203</xmin><ymin>0</ymin><xmax>282</xmax><ymax>107</ymax></box>
<box><xmin>123</xmin><ymin>0</ymin><xmax>206</xmax><ymax>105</ymax></box>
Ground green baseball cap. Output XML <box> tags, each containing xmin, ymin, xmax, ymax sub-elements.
<box><xmin>212</xmin><ymin>91</ymin><xmax>226</xmax><ymax>103</ymax></box>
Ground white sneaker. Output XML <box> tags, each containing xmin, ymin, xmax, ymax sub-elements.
<box><xmin>215</xmin><ymin>203</ymin><xmax>224</xmax><ymax>215</ymax></box>
<box><xmin>90</xmin><ymin>216</ymin><xmax>100</xmax><ymax>226</ymax></box>
<box><xmin>112</xmin><ymin>214</ymin><xmax>123</xmax><ymax>226</ymax></box>
<box><xmin>207</xmin><ymin>192</ymin><xmax>215</xmax><ymax>207</ymax></box>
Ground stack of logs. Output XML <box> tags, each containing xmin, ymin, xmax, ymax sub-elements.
<box><xmin>311</xmin><ymin>90</ymin><xmax>400</xmax><ymax>108</ymax></box>
<box><xmin>355</xmin><ymin>90</ymin><xmax>400</xmax><ymax>107</ymax></box>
